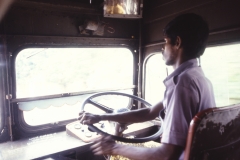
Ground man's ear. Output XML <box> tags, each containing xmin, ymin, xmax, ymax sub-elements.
<box><xmin>175</xmin><ymin>36</ymin><xmax>182</xmax><ymax>49</ymax></box>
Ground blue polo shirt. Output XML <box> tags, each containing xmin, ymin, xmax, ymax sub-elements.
<box><xmin>161</xmin><ymin>58</ymin><xmax>216</xmax><ymax>159</ymax></box>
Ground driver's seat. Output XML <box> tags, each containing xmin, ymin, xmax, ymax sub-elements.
<box><xmin>184</xmin><ymin>103</ymin><xmax>240</xmax><ymax>160</ymax></box>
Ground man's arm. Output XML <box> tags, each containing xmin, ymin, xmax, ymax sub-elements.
<box><xmin>91</xmin><ymin>136</ymin><xmax>183</xmax><ymax>160</ymax></box>
<box><xmin>78</xmin><ymin>101</ymin><xmax>163</xmax><ymax>124</ymax></box>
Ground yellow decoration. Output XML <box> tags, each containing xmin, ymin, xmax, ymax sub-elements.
<box><xmin>110</xmin><ymin>141</ymin><xmax>161</xmax><ymax>160</ymax></box>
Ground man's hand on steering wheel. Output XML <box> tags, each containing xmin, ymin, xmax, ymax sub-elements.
<box><xmin>78</xmin><ymin>111</ymin><xmax>101</xmax><ymax>125</ymax></box>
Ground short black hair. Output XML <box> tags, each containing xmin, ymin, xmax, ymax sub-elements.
<box><xmin>163</xmin><ymin>13</ymin><xmax>209</xmax><ymax>58</ymax></box>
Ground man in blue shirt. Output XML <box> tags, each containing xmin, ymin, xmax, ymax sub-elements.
<box><xmin>79</xmin><ymin>13</ymin><xmax>216</xmax><ymax>160</ymax></box>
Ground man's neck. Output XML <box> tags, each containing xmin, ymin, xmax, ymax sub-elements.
<box><xmin>172</xmin><ymin>57</ymin><xmax>194</xmax><ymax>70</ymax></box>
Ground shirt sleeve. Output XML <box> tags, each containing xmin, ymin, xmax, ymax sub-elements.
<box><xmin>161</xmin><ymin>84</ymin><xmax>199</xmax><ymax>147</ymax></box>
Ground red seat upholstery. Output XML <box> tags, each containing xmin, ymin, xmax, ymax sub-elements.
<box><xmin>184</xmin><ymin>104</ymin><xmax>240</xmax><ymax>160</ymax></box>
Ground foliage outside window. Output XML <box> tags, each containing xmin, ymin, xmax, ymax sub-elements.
<box><xmin>15</xmin><ymin>48</ymin><xmax>134</xmax><ymax>125</ymax></box>
<box><xmin>16</xmin><ymin>48</ymin><xmax>133</xmax><ymax>98</ymax></box>
<box><xmin>201</xmin><ymin>43</ymin><xmax>240</xmax><ymax>106</ymax></box>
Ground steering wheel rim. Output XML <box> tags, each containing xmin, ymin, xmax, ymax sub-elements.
<box><xmin>81</xmin><ymin>92</ymin><xmax>152</xmax><ymax>113</ymax></box>
<box><xmin>81</xmin><ymin>91</ymin><xmax>163</xmax><ymax>143</ymax></box>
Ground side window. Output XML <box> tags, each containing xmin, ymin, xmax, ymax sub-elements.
<box><xmin>145</xmin><ymin>43</ymin><xmax>240</xmax><ymax>107</ymax></box>
<box><xmin>15</xmin><ymin>48</ymin><xmax>134</xmax><ymax>126</ymax></box>
<box><xmin>201</xmin><ymin>43</ymin><xmax>240</xmax><ymax>106</ymax></box>
<box><xmin>144</xmin><ymin>53</ymin><xmax>173</xmax><ymax>104</ymax></box>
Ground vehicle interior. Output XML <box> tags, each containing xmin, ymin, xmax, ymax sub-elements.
<box><xmin>0</xmin><ymin>0</ymin><xmax>240</xmax><ymax>159</ymax></box>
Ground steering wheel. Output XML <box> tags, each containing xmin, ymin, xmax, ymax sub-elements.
<box><xmin>81</xmin><ymin>92</ymin><xmax>163</xmax><ymax>143</ymax></box>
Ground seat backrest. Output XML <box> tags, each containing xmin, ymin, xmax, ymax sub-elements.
<box><xmin>184</xmin><ymin>104</ymin><xmax>240</xmax><ymax>160</ymax></box>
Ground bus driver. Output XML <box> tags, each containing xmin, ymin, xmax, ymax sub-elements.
<box><xmin>79</xmin><ymin>13</ymin><xmax>216</xmax><ymax>160</ymax></box>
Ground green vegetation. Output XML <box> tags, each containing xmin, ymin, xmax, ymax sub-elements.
<box><xmin>16</xmin><ymin>48</ymin><xmax>133</xmax><ymax>98</ymax></box>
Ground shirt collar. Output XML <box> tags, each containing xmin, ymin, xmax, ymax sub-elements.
<box><xmin>163</xmin><ymin>58</ymin><xmax>199</xmax><ymax>83</ymax></box>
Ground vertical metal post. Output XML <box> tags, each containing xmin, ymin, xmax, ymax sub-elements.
<box><xmin>0</xmin><ymin>36</ymin><xmax>6</xmax><ymax>140</ymax></box>
<box><xmin>137</xmin><ymin>18</ymin><xmax>143</xmax><ymax>109</ymax></box>
<box><xmin>3</xmin><ymin>37</ymin><xmax>13</xmax><ymax>141</ymax></box>
<box><xmin>0</xmin><ymin>34</ymin><xmax>13</xmax><ymax>141</ymax></box>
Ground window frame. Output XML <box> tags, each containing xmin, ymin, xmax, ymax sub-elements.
<box><xmin>11</xmin><ymin>43</ymin><xmax>138</xmax><ymax>136</ymax></box>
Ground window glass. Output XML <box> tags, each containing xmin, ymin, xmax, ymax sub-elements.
<box><xmin>145</xmin><ymin>54</ymin><xmax>173</xmax><ymax>104</ymax></box>
<box><xmin>201</xmin><ymin>43</ymin><xmax>240</xmax><ymax>106</ymax></box>
<box><xmin>145</xmin><ymin>43</ymin><xmax>240</xmax><ymax>107</ymax></box>
<box><xmin>16</xmin><ymin>48</ymin><xmax>133</xmax><ymax>98</ymax></box>
<box><xmin>15</xmin><ymin>48</ymin><xmax>134</xmax><ymax>126</ymax></box>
